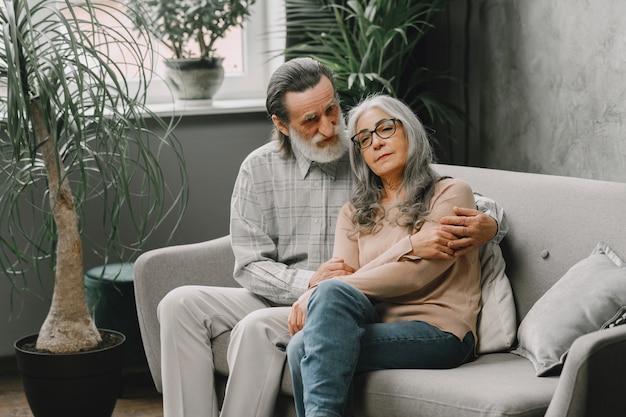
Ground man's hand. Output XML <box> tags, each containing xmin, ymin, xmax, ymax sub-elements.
<box><xmin>289</xmin><ymin>288</ymin><xmax>314</xmax><ymax>336</ymax></box>
<box><xmin>439</xmin><ymin>206</ymin><xmax>497</xmax><ymax>256</ymax></box>
<box><xmin>409</xmin><ymin>228</ymin><xmax>458</xmax><ymax>260</ymax></box>
<box><xmin>308</xmin><ymin>257</ymin><xmax>355</xmax><ymax>288</ymax></box>
<box><xmin>290</xmin><ymin>258</ymin><xmax>355</xmax><ymax>336</ymax></box>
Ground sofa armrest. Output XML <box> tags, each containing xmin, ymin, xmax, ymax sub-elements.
<box><xmin>545</xmin><ymin>324</ymin><xmax>626</xmax><ymax>417</ymax></box>
<box><xmin>133</xmin><ymin>235</ymin><xmax>238</xmax><ymax>392</ymax></box>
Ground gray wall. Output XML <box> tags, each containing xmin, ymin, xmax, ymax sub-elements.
<box><xmin>139</xmin><ymin>112</ymin><xmax>271</xmax><ymax>248</ymax></box>
<box><xmin>451</xmin><ymin>0</ymin><xmax>626</xmax><ymax>182</ymax></box>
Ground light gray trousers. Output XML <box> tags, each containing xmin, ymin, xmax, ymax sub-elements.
<box><xmin>157</xmin><ymin>285</ymin><xmax>291</xmax><ymax>417</ymax></box>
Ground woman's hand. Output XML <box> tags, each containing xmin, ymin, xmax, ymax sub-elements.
<box><xmin>289</xmin><ymin>288</ymin><xmax>314</xmax><ymax>336</ymax></box>
<box><xmin>409</xmin><ymin>227</ymin><xmax>458</xmax><ymax>260</ymax></box>
<box><xmin>291</xmin><ymin>258</ymin><xmax>355</xmax><ymax>335</ymax></box>
<box><xmin>308</xmin><ymin>257</ymin><xmax>355</xmax><ymax>288</ymax></box>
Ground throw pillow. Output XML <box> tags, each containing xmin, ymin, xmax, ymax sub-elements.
<box><xmin>476</xmin><ymin>242</ymin><xmax>517</xmax><ymax>354</ymax></box>
<box><xmin>512</xmin><ymin>241</ymin><xmax>626</xmax><ymax>376</ymax></box>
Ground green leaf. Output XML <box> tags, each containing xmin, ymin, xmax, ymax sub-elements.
<box><xmin>0</xmin><ymin>0</ymin><xmax>189</xmax><ymax>304</ymax></box>
<box><xmin>283</xmin><ymin>0</ymin><xmax>460</xmax><ymax>131</ymax></box>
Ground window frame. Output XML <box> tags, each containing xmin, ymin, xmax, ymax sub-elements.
<box><xmin>10</xmin><ymin>0</ymin><xmax>286</xmax><ymax>115</ymax></box>
<box><xmin>144</xmin><ymin>0</ymin><xmax>286</xmax><ymax>110</ymax></box>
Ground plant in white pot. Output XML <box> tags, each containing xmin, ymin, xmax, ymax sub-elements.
<box><xmin>0</xmin><ymin>0</ymin><xmax>187</xmax><ymax>415</ymax></box>
<box><xmin>127</xmin><ymin>0</ymin><xmax>257</xmax><ymax>100</ymax></box>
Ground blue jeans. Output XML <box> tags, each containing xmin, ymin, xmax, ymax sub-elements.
<box><xmin>287</xmin><ymin>279</ymin><xmax>475</xmax><ymax>417</ymax></box>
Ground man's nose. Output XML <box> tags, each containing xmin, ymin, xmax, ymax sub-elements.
<box><xmin>318</xmin><ymin>115</ymin><xmax>336</xmax><ymax>138</ymax></box>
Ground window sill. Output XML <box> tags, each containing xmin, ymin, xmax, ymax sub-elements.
<box><xmin>148</xmin><ymin>98</ymin><xmax>266</xmax><ymax>118</ymax></box>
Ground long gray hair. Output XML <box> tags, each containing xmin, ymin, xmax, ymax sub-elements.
<box><xmin>346</xmin><ymin>95</ymin><xmax>439</xmax><ymax>234</ymax></box>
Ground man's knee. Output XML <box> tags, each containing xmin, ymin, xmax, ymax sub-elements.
<box><xmin>235</xmin><ymin>306</ymin><xmax>289</xmax><ymax>328</ymax></box>
<box><xmin>231</xmin><ymin>307</ymin><xmax>290</xmax><ymax>343</ymax></box>
<box><xmin>157</xmin><ymin>285</ymin><xmax>197</xmax><ymax>323</ymax></box>
<box><xmin>158</xmin><ymin>285</ymin><xmax>235</xmax><ymax>331</ymax></box>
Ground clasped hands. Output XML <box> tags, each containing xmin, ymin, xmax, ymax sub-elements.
<box><xmin>417</xmin><ymin>206</ymin><xmax>497</xmax><ymax>259</ymax></box>
<box><xmin>288</xmin><ymin>256</ymin><xmax>355</xmax><ymax>336</ymax></box>
<box><xmin>287</xmin><ymin>206</ymin><xmax>497</xmax><ymax>335</ymax></box>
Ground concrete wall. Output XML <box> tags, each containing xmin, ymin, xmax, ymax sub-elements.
<box><xmin>473</xmin><ymin>0</ymin><xmax>626</xmax><ymax>181</ymax></box>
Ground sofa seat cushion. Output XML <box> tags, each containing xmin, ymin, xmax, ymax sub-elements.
<box><xmin>214</xmin><ymin>333</ymin><xmax>557</xmax><ymax>417</ymax></box>
<box><xmin>353</xmin><ymin>353</ymin><xmax>558</xmax><ymax>417</ymax></box>
<box><xmin>214</xmin><ymin>338</ymin><xmax>556</xmax><ymax>417</ymax></box>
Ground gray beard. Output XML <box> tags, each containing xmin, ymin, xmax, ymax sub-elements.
<box><xmin>289</xmin><ymin>119</ymin><xmax>350</xmax><ymax>163</ymax></box>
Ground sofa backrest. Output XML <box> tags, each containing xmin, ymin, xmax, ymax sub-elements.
<box><xmin>434</xmin><ymin>164</ymin><xmax>626</xmax><ymax>323</ymax></box>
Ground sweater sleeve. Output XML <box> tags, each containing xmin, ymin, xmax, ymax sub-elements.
<box><xmin>339</xmin><ymin>179</ymin><xmax>476</xmax><ymax>299</ymax></box>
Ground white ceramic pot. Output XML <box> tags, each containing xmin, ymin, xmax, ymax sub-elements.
<box><xmin>164</xmin><ymin>57</ymin><xmax>225</xmax><ymax>101</ymax></box>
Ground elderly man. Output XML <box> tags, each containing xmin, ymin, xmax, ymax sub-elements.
<box><xmin>157</xmin><ymin>57</ymin><xmax>505</xmax><ymax>417</ymax></box>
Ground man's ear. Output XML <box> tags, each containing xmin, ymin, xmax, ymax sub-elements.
<box><xmin>271</xmin><ymin>114</ymin><xmax>290</xmax><ymax>137</ymax></box>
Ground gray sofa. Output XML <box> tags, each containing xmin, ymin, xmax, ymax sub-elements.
<box><xmin>134</xmin><ymin>164</ymin><xmax>626</xmax><ymax>417</ymax></box>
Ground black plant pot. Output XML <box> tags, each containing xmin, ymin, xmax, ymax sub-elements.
<box><xmin>14</xmin><ymin>329</ymin><xmax>126</xmax><ymax>417</ymax></box>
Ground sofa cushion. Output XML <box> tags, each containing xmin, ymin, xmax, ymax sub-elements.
<box><xmin>213</xmin><ymin>332</ymin><xmax>231</xmax><ymax>376</ymax></box>
<box><xmin>354</xmin><ymin>353</ymin><xmax>557</xmax><ymax>417</ymax></box>
<box><xmin>512</xmin><ymin>241</ymin><xmax>626</xmax><ymax>376</ymax></box>
<box><xmin>476</xmin><ymin>242</ymin><xmax>517</xmax><ymax>354</ymax></box>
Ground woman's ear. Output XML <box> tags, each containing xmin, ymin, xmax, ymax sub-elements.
<box><xmin>272</xmin><ymin>115</ymin><xmax>290</xmax><ymax>137</ymax></box>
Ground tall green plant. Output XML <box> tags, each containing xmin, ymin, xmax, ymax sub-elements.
<box><xmin>284</xmin><ymin>0</ymin><xmax>460</xmax><ymax>126</ymax></box>
<box><xmin>0</xmin><ymin>0</ymin><xmax>188</xmax><ymax>353</ymax></box>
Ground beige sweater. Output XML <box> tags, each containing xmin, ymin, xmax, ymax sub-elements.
<box><xmin>334</xmin><ymin>178</ymin><xmax>481</xmax><ymax>342</ymax></box>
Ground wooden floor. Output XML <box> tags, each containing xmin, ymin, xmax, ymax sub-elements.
<box><xmin>0</xmin><ymin>360</ymin><xmax>163</xmax><ymax>417</ymax></box>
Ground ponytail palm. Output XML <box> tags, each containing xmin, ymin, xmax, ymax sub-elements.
<box><xmin>0</xmin><ymin>0</ymin><xmax>187</xmax><ymax>353</ymax></box>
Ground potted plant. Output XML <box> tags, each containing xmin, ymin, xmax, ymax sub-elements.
<box><xmin>284</xmin><ymin>0</ymin><xmax>461</xmax><ymax>128</ymax></box>
<box><xmin>0</xmin><ymin>0</ymin><xmax>187</xmax><ymax>415</ymax></box>
<box><xmin>127</xmin><ymin>0</ymin><xmax>257</xmax><ymax>100</ymax></box>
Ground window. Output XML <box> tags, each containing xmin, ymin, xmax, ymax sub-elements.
<box><xmin>61</xmin><ymin>0</ymin><xmax>286</xmax><ymax>109</ymax></box>
<box><xmin>212</xmin><ymin>0</ymin><xmax>286</xmax><ymax>102</ymax></box>
<box><xmin>145</xmin><ymin>0</ymin><xmax>286</xmax><ymax>105</ymax></box>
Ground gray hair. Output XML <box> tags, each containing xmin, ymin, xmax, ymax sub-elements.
<box><xmin>346</xmin><ymin>94</ymin><xmax>439</xmax><ymax>233</ymax></box>
<box><xmin>266</xmin><ymin>57</ymin><xmax>337</xmax><ymax>158</ymax></box>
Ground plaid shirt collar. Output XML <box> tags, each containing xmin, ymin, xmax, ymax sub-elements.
<box><xmin>292</xmin><ymin>142</ymin><xmax>344</xmax><ymax>180</ymax></box>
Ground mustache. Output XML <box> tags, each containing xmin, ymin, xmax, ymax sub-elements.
<box><xmin>311</xmin><ymin>124</ymin><xmax>348</xmax><ymax>145</ymax></box>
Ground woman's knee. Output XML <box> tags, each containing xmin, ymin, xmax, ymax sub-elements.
<box><xmin>314</xmin><ymin>279</ymin><xmax>358</xmax><ymax>300</ymax></box>
<box><xmin>312</xmin><ymin>279</ymin><xmax>369</xmax><ymax>308</ymax></box>
<box><xmin>310</xmin><ymin>280</ymin><xmax>378</xmax><ymax>326</ymax></box>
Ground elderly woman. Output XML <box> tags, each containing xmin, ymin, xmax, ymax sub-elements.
<box><xmin>286</xmin><ymin>95</ymin><xmax>481</xmax><ymax>417</ymax></box>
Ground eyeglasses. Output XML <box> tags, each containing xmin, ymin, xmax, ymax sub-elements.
<box><xmin>350</xmin><ymin>118</ymin><xmax>399</xmax><ymax>150</ymax></box>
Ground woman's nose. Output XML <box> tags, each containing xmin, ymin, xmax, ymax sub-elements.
<box><xmin>371</xmin><ymin>134</ymin><xmax>385</xmax><ymax>149</ymax></box>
